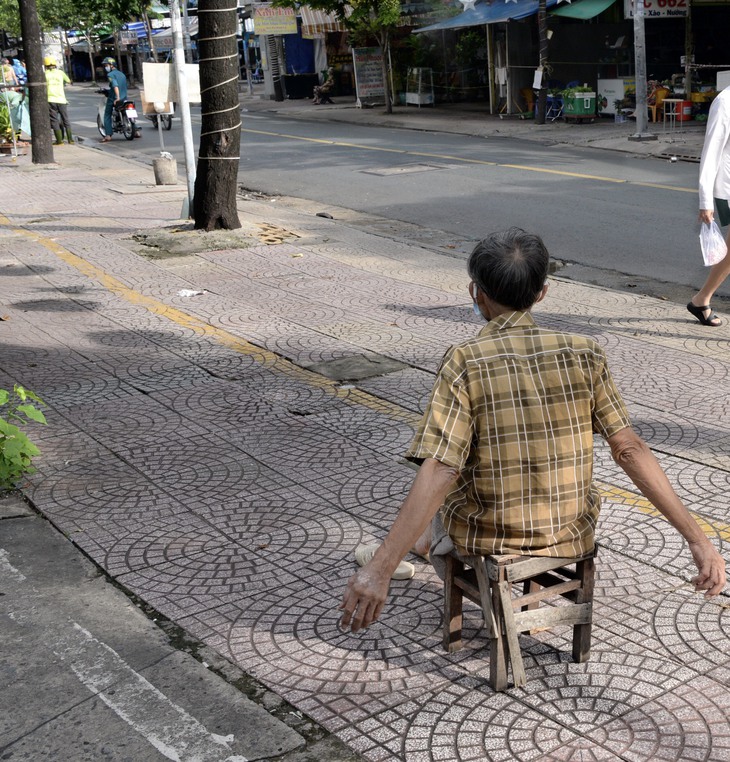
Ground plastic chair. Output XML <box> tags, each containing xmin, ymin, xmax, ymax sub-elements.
<box><xmin>545</xmin><ymin>92</ymin><xmax>563</xmax><ymax>121</ymax></box>
<box><xmin>648</xmin><ymin>87</ymin><xmax>670</xmax><ymax>123</ymax></box>
<box><xmin>443</xmin><ymin>548</ymin><xmax>596</xmax><ymax>691</ymax></box>
<box><xmin>520</xmin><ymin>87</ymin><xmax>535</xmax><ymax>114</ymax></box>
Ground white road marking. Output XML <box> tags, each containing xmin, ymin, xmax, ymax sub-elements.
<box><xmin>50</xmin><ymin>622</ymin><xmax>248</xmax><ymax>762</ymax></box>
<box><xmin>73</xmin><ymin>120</ymin><xmax>99</xmax><ymax>128</ymax></box>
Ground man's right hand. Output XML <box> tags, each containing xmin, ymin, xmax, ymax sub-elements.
<box><xmin>699</xmin><ymin>209</ymin><xmax>714</xmax><ymax>224</ymax></box>
<box><xmin>339</xmin><ymin>564</ymin><xmax>391</xmax><ymax>632</ymax></box>
<box><xmin>688</xmin><ymin>539</ymin><xmax>726</xmax><ymax>597</ymax></box>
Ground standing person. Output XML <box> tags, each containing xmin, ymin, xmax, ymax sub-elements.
<box><xmin>100</xmin><ymin>57</ymin><xmax>127</xmax><ymax>143</ymax></box>
<box><xmin>12</xmin><ymin>59</ymin><xmax>27</xmax><ymax>88</ymax></box>
<box><xmin>340</xmin><ymin>229</ymin><xmax>726</xmax><ymax>634</ymax></box>
<box><xmin>44</xmin><ymin>56</ymin><xmax>73</xmax><ymax>145</ymax></box>
<box><xmin>1</xmin><ymin>57</ymin><xmax>18</xmax><ymax>88</ymax></box>
<box><xmin>687</xmin><ymin>82</ymin><xmax>730</xmax><ymax>326</ymax></box>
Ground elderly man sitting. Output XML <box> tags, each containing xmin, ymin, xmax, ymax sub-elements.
<box><xmin>312</xmin><ymin>67</ymin><xmax>335</xmax><ymax>105</ymax></box>
<box><xmin>340</xmin><ymin>228</ymin><xmax>725</xmax><ymax>633</ymax></box>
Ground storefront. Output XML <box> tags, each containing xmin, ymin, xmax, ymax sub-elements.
<box><xmin>413</xmin><ymin>0</ymin><xmax>730</xmax><ymax>118</ymax></box>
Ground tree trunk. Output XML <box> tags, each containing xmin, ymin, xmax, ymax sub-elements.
<box><xmin>144</xmin><ymin>12</ymin><xmax>158</xmax><ymax>62</ymax></box>
<box><xmin>86</xmin><ymin>35</ymin><xmax>96</xmax><ymax>85</ymax></box>
<box><xmin>18</xmin><ymin>0</ymin><xmax>54</xmax><ymax>164</ymax></box>
<box><xmin>63</xmin><ymin>29</ymin><xmax>73</xmax><ymax>81</ymax></box>
<box><xmin>380</xmin><ymin>30</ymin><xmax>392</xmax><ymax>114</ymax></box>
<box><xmin>535</xmin><ymin>0</ymin><xmax>548</xmax><ymax>125</ymax></box>
<box><xmin>193</xmin><ymin>0</ymin><xmax>242</xmax><ymax>231</ymax></box>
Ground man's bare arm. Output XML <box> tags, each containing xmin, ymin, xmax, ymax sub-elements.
<box><xmin>608</xmin><ymin>427</ymin><xmax>726</xmax><ymax>596</ymax></box>
<box><xmin>339</xmin><ymin>458</ymin><xmax>459</xmax><ymax>633</ymax></box>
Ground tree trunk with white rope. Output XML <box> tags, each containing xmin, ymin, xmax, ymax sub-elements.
<box><xmin>19</xmin><ymin>0</ymin><xmax>54</xmax><ymax>164</ymax></box>
<box><xmin>193</xmin><ymin>0</ymin><xmax>241</xmax><ymax>231</ymax></box>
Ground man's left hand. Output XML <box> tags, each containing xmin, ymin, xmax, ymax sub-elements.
<box><xmin>339</xmin><ymin>566</ymin><xmax>391</xmax><ymax>633</ymax></box>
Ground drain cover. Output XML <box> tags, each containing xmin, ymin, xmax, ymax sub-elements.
<box><xmin>307</xmin><ymin>353</ymin><xmax>407</xmax><ymax>381</ymax></box>
<box><xmin>361</xmin><ymin>163</ymin><xmax>450</xmax><ymax>177</ymax></box>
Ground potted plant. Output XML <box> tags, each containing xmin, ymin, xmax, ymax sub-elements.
<box><xmin>614</xmin><ymin>99</ymin><xmax>628</xmax><ymax>123</ymax></box>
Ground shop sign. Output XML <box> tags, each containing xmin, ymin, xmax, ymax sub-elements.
<box><xmin>253</xmin><ymin>8</ymin><xmax>297</xmax><ymax>35</ymax></box>
<box><xmin>352</xmin><ymin>47</ymin><xmax>385</xmax><ymax>107</ymax></box>
<box><xmin>624</xmin><ymin>0</ymin><xmax>688</xmax><ymax>18</ymax></box>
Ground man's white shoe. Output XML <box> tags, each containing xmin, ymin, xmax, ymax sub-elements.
<box><xmin>354</xmin><ymin>543</ymin><xmax>415</xmax><ymax>580</ymax></box>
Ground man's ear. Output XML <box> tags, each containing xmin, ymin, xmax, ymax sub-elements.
<box><xmin>535</xmin><ymin>283</ymin><xmax>549</xmax><ymax>303</ymax></box>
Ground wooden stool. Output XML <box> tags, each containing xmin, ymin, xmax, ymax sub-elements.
<box><xmin>443</xmin><ymin>549</ymin><xmax>595</xmax><ymax>691</ymax></box>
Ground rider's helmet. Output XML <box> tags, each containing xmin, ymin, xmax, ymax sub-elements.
<box><xmin>102</xmin><ymin>57</ymin><xmax>116</xmax><ymax>67</ymax></box>
<box><xmin>43</xmin><ymin>56</ymin><xmax>56</xmax><ymax>67</ymax></box>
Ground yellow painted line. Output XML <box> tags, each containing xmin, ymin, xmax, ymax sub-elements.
<box><xmin>597</xmin><ymin>481</ymin><xmax>730</xmax><ymax>542</ymax></box>
<box><xmin>5</xmin><ymin>214</ymin><xmax>724</xmax><ymax>541</ymax></box>
<box><xmin>501</xmin><ymin>163</ymin><xmax>626</xmax><ymax>183</ymax></box>
<box><xmin>241</xmin><ymin>127</ymin><xmax>693</xmax><ymax>192</ymax></box>
<box><xmin>633</xmin><ymin>181</ymin><xmax>696</xmax><ymax>193</ymax></box>
<box><xmin>1</xmin><ymin>214</ymin><xmax>419</xmax><ymax>427</ymax></box>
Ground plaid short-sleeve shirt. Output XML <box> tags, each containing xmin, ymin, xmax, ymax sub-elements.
<box><xmin>406</xmin><ymin>311</ymin><xmax>631</xmax><ymax>558</ymax></box>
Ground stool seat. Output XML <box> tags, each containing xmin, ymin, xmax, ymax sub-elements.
<box><xmin>443</xmin><ymin>549</ymin><xmax>596</xmax><ymax>691</ymax></box>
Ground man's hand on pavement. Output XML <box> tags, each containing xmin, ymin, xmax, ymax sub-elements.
<box><xmin>688</xmin><ymin>539</ymin><xmax>726</xmax><ymax>597</ymax></box>
<box><xmin>339</xmin><ymin>565</ymin><xmax>391</xmax><ymax>633</ymax></box>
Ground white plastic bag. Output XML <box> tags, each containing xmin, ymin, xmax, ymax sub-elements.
<box><xmin>699</xmin><ymin>221</ymin><xmax>728</xmax><ymax>266</ymax></box>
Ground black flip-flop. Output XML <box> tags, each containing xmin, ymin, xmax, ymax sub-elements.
<box><xmin>687</xmin><ymin>302</ymin><xmax>722</xmax><ymax>327</ymax></box>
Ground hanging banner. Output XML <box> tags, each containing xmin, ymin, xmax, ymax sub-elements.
<box><xmin>352</xmin><ymin>47</ymin><xmax>385</xmax><ymax>107</ymax></box>
<box><xmin>253</xmin><ymin>8</ymin><xmax>298</xmax><ymax>35</ymax></box>
<box><xmin>142</xmin><ymin>62</ymin><xmax>201</xmax><ymax>104</ymax></box>
<box><xmin>624</xmin><ymin>0</ymin><xmax>688</xmax><ymax>19</ymax></box>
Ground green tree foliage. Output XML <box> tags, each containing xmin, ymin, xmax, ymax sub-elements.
<box><xmin>1</xmin><ymin>0</ymin><xmax>153</xmax><ymax>38</ymax></box>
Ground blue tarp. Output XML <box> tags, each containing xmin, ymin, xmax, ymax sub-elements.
<box><xmin>414</xmin><ymin>0</ymin><xmax>560</xmax><ymax>33</ymax></box>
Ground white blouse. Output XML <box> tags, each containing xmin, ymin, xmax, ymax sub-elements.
<box><xmin>699</xmin><ymin>86</ymin><xmax>730</xmax><ymax>210</ymax></box>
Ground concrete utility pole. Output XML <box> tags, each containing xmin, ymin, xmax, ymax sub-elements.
<box><xmin>169</xmin><ymin>0</ymin><xmax>197</xmax><ymax>215</ymax></box>
<box><xmin>629</xmin><ymin>0</ymin><xmax>657</xmax><ymax>142</ymax></box>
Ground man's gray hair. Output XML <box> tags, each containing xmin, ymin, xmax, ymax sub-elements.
<box><xmin>467</xmin><ymin>228</ymin><xmax>549</xmax><ymax>311</ymax></box>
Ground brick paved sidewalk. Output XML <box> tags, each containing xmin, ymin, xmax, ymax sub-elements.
<box><xmin>1</xmin><ymin>146</ymin><xmax>729</xmax><ymax>761</ymax></box>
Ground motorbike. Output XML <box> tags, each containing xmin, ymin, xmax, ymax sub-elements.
<box><xmin>96</xmin><ymin>88</ymin><xmax>138</xmax><ymax>141</ymax></box>
<box><xmin>146</xmin><ymin>112</ymin><xmax>173</xmax><ymax>131</ymax></box>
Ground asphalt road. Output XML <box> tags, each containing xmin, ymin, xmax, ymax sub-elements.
<box><xmin>65</xmin><ymin>85</ymin><xmax>724</xmax><ymax>300</ymax></box>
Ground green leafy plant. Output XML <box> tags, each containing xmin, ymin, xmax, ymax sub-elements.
<box><xmin>0</xmin><ymin>101</ymin><xmax>12</xmax><ymax>142</ymax></box>
<box><xmin>562</xmin><ymin>85</ymin><xmax>594</xmax><ymax>98</ymax></box>
<box><xmin>0</xmin><ymin>385</ymin><xmax>47</xmax><ymax>491</ymax></box>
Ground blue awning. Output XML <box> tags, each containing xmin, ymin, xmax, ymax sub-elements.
<box><xmin>414</xmin><ymin>0</ymin><xmax>560</xmax><ymax>33</ymax></box>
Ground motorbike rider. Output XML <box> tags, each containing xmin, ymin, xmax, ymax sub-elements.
<box><xmin>100</xmin><ymin>57</ymin><xmax>127</xmax><ymax>143</ymax></box>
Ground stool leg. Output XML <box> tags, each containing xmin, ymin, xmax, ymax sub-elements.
<box><xmin>498</xmin><ymin>581</ymin><xmax>527</xmax><ymax>688</ymax></box>
<box><xmin>522</xmin><ymin>579</ymin><xmax>539</xmax><ymax>612</ymax></box>
<box><xmin>572</xmin><ymin>557</ymin><xmax>595</xmax><ymax>662</ymax></box>
<box><xmin>443</xmin><ymin>554</ymin><xmax>463</xmax><ymax>652</ymax></box>
<box><xmin>488</xmin><ymin>568</ymin><xmax>509</xmax><ymax>691</ymax></box>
